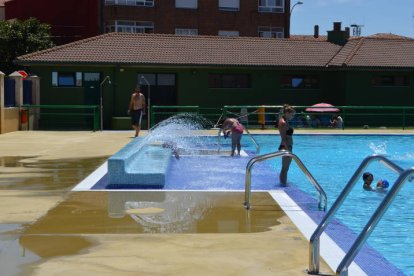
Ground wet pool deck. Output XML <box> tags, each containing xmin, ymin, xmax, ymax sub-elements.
<box><xmin>1</xmin><ymin>129</ymin><xmax>413</xmax><ymax>275</ymax></box>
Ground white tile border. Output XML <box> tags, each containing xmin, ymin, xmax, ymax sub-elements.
<box><xmin>73</xmin><ymin>161</ymin><xmax>108</xmax><ymax>191</ymax></box>
<box><xmin>269</xmin><ymin>190</ymin><xmax>367</xmax><ymax>276</ymax></box>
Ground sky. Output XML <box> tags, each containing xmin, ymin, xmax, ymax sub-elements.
<box><xmin>290</xmin><ymin>0</ymin><xmax>414</xmax><ymax>38</ymax></box>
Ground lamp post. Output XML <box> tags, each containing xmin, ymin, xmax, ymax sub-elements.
<box><xmin>290</xmin><ymin>1</ymin><xmax>303</xmax><ymax>14</ymax></box>
<box><xmin>140</xmin><ymin>76</ymin><xmax>151</xmax><ymax>131</ymax></box>
<box><xmin>99</xmin><ymin>76</ymin><xmax>111</xmax><ymax>131</ymax></box>
<box><xmin>289</xmin><ymin>1</ymin><xmax>303</xmax><ymax>37</ymax></box>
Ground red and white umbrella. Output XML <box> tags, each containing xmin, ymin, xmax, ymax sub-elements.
<box><xmin>305</xmin><ymin>103</ymin><xmax>340</xmax><ymax>113</ymax></box>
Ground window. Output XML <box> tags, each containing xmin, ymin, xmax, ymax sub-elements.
<box><xmin>258</xmin><ymin>0</ymin><xmax>284</xmax><ymax>13</ymax></box>
<box><xmin>258</xmin><ymin>26</ymin><xmax>284</xmax><ymax>38</ymax></box>
<box><xmin>52</xmin><ymin>72</ymin><xmax>82</xmax><ymax>87</ymax></box>
<box><xmin>175</xmin><ymin>28</ymin><xmax>198</xmax><ymax>36</ymax></box>
<box><xmin>372</xmin><ymin>76</ymin><xmax>409</xmax><ymax>87</ymax></box>
<box><xmin>113</xmin><ymin>21</ymin><xmax>154</xmax><ymax>33</ymax></box>
<box><xmin>219</xmin><ymin>0</ymin><xmax>239</xmax><ymax>11</ymax></box>
<box><xmin>208</xmin><ymin>74</ymin><xmax>250</xmax><ymax>88</ymax></box>
<box><xmin>281</xmin><ymin>75</ymin><xmax>319</xmax><ymax>89</ymax></box>
<box><xmin>137</xmin><ymin>73</ymin><xmax>175</xmax><ymax>86</ymax></box>
<box><xmin>176</xmin><ymin>0</ymin><xmax>197</xmax><ymax>9</ymax></box>
<box><xmin>218</xmin><ymin>30</ymin><xmax>239</xmax><ymax>37</ymax></box>
<box><xmin>84</xmin><ymin>73</ymin><xmax>100</xmax><ymax>82</ymax></box>
<box><xmin>105</xmin><ymin>0</ymin><xmax>154</xmax><ymax>6</ymax></box>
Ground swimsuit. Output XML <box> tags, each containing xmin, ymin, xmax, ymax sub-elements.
<box><xmin>279</xmin><ymin>116</ymin><xmax>293</xmax><ymax>151</ymax></box>
<box><xmin>130</xmin><ymin>109</ymin><xmax>143</xmax><ymax>126</ymax></box>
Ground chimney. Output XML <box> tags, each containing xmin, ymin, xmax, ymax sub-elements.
<box><xmin>327</xmin><ymin>22</ymin><xmax>350</xmax><ymax>46</ymax></box>
<box><xmin>333</xmin><ymin>22</ymin><xmax>341</xmax><ymax>31</ymax></box>
<box><xmin>314</xmin><ymin>25</ymin><xmax>319</xmax><ymax>38</ymax></box>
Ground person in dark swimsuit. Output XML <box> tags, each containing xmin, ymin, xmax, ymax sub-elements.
<box><xmin>278</xmin><ymin>104</ymin><xmax>295</xmax><ymax>185</ymax></box>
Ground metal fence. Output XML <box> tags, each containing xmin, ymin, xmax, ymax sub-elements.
<box><xmin>151</xmin><ymin>105</ymin><xmax>414</xmax><ymax>129</ymax></box>
<box><xmin>21</xmin><ymin>105</ymin><xmax>100</xmax><ymax>131</ymax></box>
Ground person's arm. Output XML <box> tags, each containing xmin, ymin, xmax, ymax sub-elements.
<box><xmin>127</xmin><ymin>94</ymin><xmax>134</xmax><ymax>114</ymax></box>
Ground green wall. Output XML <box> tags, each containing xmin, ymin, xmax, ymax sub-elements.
<box><xmin>27</xmin><ymin>64</ymin><xmax>414</xmax><ymax>129</ymax></box>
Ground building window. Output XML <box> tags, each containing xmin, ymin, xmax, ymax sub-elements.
<box><xmin>281</xmin><ymin>75</ymin><xmax>319</xmax><ymax>89</ymax></box>
<box><xmin>218</xmin><ymin>30</ymin><xmax>239</xmax><ymax>37</ymax></box>
<box><xmin>372</xmin><ymin>76</ymin><xmax>409</xmax><ymax>87</ymax></box>
<box><xmin>175</xmin><ymin>28</ymin><xmax>198</xmax><ymax>36</ymax></box>
<box><xmin>258</xmin><ymin>0</ymin><xmax>284</xmax><ymax>13</ymax></box>
<box><xmin>219</xmin><ymin>0</ymin><xmax>239</xmax><ymax>11</ymax></box>
<box><xmin>105</xmin><ymin>0</ymin><xmax>154</xmax><ymax>6</ymax></box>
<box><xmin>176</xmin><ymin>0</ymin><xmax>197</xmax><ymax>9</ymax></box>
<box><xmin>258</xmin><ymin>26</ymin><xmax>284</xmax><ymax>38</ymax></box>
<box><xmin>208</xmin><ymin>74</ymin><xmax>250</xmax><ymax>88</ymax></box>
<box><xmin>137</xmin><ymin>73</ymin><xmax>176</xmax><ymax>86</ymax></box>
<box><xmin>113</xmin><ymin>21</ymin><xmax>154</xmax><ymax>33</ymax></box>
<box><xmin>52</xmin><ymin>72</ymin><xmax>82</xmax><ymax>87</ymax></box>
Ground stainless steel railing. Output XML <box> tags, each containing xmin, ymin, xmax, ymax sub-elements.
<box><xmin>308</xmin><ymin>154</ymin><xmax>411</xmax><ymax>275</ymax></box>
<box><xmin>244</xmin><ymin>150</ymin><xmax>327</xmax><ymax>211</ymax></box>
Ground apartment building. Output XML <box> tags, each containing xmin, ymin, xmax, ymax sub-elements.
<box><xmin>0</xmin><ymin>0</ymin><xmax>7</xmax><ymax>20</ymax></box>
<box><xmin>103</xmin><ymin>0</ymin><xmax>291</xmax><ymax>38</ymax></box>
<box><xmin>5</xmin><ymin>0</ymin><xmax>292</xmax><ymax>44</ymax></box>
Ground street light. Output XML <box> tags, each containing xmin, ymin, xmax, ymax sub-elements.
<box><xmin>140</xmin><ymin>75</ymin><xmax>151</xmax><ymax>131</ymax></box>
<box><xmin>100</xmin><ymin>75</ymin><xmax>111</xmax><ymax>131</ymax></box>
<box><xmin>290</xmin><ymin>1</ymin><xmax>303</xmax><ymax>14</ymax></box>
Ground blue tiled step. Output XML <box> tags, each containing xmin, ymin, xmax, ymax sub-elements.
<box><xmin>108</xmin><ymin>138</ymin><xmax>172</xmax><ymax>188</ymax></box>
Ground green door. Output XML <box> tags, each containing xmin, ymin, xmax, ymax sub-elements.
<box><xmin>84</xmin><ymin>73</ymin><xmax>101</xmax><ymax>105</ymax></box>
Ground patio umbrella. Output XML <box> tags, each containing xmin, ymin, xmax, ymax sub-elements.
<box><xmin>305</xmin><ymin>103</ymin><xmax>340</xmax><ymax>113</ymax></box>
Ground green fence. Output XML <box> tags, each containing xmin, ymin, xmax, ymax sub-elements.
<box><xmin>151</xmin><ymin>105</ymin><xmax>414</xmax><ymax>130</ymax></box>
<box><xmin>21</xmin><ymin>105</ymin><xmax>100</xmax><ymax>131</ymax></box>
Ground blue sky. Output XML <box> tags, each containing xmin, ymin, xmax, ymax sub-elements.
<box><xmin>290</xmin><ymin>0</ymin><xmax>414</xmax><ymax>38</ymax></box>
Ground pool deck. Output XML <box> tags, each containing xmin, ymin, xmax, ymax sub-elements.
<box><xmin>1</xmin><ymin>129</ymin><xmax>413</xmax><ymax>275</ymax></box>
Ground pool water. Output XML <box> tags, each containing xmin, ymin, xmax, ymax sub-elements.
<box><xmin>246</xmin><ymin>134</ymin><xmax>414</xmax><ymax>275</ymax></box>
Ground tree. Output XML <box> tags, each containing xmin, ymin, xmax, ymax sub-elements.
<box><xmin>0</xmin><ymin>18</ymin><xmax>54</xmax><ymax>73</ymax></box>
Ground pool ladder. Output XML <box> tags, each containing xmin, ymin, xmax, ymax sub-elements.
<box><xmin>308</xmin><ymin>155</ymin><xmax>414</xmax><ymax>276</ymax></box>
<box><xmin>244</xmin><ymin>150</ymin><xmax>327</xmax><ymax>211</ymax></box>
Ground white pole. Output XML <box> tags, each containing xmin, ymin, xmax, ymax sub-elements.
<box><xmin>100</xmin><ymin>76</ymin><xmax>111</xmax><ymax>131</ymax></box>
<box><xmin>140</xmin><ymin>76</ymin><xmax>150</xmax><ymax>130</ymax></box>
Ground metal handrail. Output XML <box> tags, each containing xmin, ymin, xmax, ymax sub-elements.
<box><xmin>217</xmin><ymin>128</ymin><xmax>260</xmax><ymax>154</ymax></box>
<box><xmin>336</xmin><ymin>167</ymin><xmax>414</xmax><ymax>275</ymax></box>
<box><xmin>243</xmin><ymin>128</ymin><xmax>260</xmax><ymax>154</ymax></box>
<box><xmin>308</xmin><ymin>155</ymin><xmax>405</xmax><ymax>275</ymax></box>
<box><xmin>244</xmin><ymin>150</ymin><xmax>327</xmax><ymax>211</ymax></box>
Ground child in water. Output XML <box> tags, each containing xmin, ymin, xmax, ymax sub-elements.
<box><xmin>363</xmin><ymin>172</ymin><xmax>389</xmax><ymax>191</ymax></box>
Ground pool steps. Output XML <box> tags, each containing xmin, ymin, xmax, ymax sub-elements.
<box><xmin>108</xmin><ymin>138</ymin><xmax>172</xmax><ymax>188</ymax></box>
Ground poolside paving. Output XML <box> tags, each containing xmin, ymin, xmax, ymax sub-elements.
<box><xmin>2</xmin><ymin>129</ymin><xmax>413</xmax><ymax>275</ymax></box>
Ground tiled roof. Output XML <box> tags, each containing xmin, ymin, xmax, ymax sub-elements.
<box><xmin>16</xmin><ymin>32</ymin><xmax>414</xmax><ymax>69</ymax></box>
<box><xmin>328</xmin><ymin>36</ymin><xmax>414</xmax><ymax>68</ymax></box>
<box><xmin>17</xmin><ymin>32</ymin><xmax>342</xmax><ymax>68</ymax></box>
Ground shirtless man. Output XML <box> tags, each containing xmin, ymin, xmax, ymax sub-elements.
<box><xmin>128</xmin><ymin>87</ymin><xmax>146</xmax><ymax>137</ymax></box>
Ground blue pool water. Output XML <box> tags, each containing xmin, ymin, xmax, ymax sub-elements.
<box><xmin>247</xmin><ymin>134</ymin><xmax>414</xmax><ymax>275</ymax></box>
<box><xmin>165</xmin><ymin>134</ymin><xmax>414</xmax><ymax>274</ymax></box>
<box><xmin>100</xmin><ymin>133</ymin><xmax>414</xmax><ymax>274</ymax></box>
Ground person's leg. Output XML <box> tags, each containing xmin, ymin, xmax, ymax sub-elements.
<box><xmin>231</xmin><ymin>133</ymin><xmax>237</xmax><ymax>156</ymax></box>
<box><xmin>236</xmin><ymin>133</ymin><xmax>242</xmax><ymax>155</ymax></box>
<box><xmin>280</xmin><ymin>156</ymin><xmax>292</xmax><ymax>185</ymax></box>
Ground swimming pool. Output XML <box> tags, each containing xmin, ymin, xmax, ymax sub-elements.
<box><xmin>85</xmin><ymin>133</ymin><xmax>413</xmax><ymax>274</ymax></box>
<box><xmin>248</xmin><ymin>134</ymin><xmax>414</xmax><ymax>275</ymax></box>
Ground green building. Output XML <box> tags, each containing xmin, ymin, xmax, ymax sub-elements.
<box><xmin>16</xmin><ymin>27</ymin><xmax>414</xmax><ymax>129</ymax></box>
